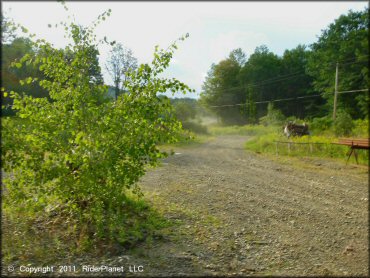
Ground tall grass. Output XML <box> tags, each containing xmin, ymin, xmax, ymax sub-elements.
<box><xmin>244</xmin><ymin>120</ymin><xmax>369</xmax><ymax>165</ymax></box>
<box><xmin>209</xmin><ymin>124</ymin><xmax>278</xmax><ymax>136</ymax></box>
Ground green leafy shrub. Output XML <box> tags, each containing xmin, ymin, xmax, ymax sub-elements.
<box><xmin>181</xmin><ymin>121</ymin><xmax>208</xmax><ymax>134</ymax></box>
<box><xmin>310</xmin><ymin>116</ymin><xmax>333</xmax><ymax>135</ymax></box>
<box><xmin>334</xmin><ymin>110</ymin><xmax>354</xmax><ymax>136</ymax></box>
<box><xmin>1</xmin><ymin>9</ymin><xmax>192</xmax><ymax>249</ymax></box>
<box><xmin>352</xmin><ymin>118</ymin><xmax>369</xmax><ymax>138</ymax></box>
<box><xmin>259</xmin><ymin>102</ymin><xmax>285</xmax><ymax>126</ymax></box>
<box><xmin>173</xmin><ymin>99</ymin><xmax>196</xmax><ymax>122</ymax></box>
<box><xmin>244</xmin><ymin>127</ymin><xmax>368</xmax><ymax>165</ymax></box>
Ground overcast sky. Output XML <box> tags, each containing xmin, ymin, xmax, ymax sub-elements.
<box><xmin>3</xmin><ymin>1</ymin><xmax>368</xmax><ymax>98</ymax></box>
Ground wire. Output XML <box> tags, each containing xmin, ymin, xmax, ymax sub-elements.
<box><xmin>246</xmin><ymin>70</ymin><xmax>305</xmax><ymax>86</ymax></box>
<box><xmin>337</xmin><ymin>89</ymin><xmax>369</xmax><ymax>94</ymax></box>
<box><xmin>206</xmin><ymin>54</ymin><xmax>369</xmax><ymax>96</ymax></box>
<box><xmin>206</xmin><ymin>54</ymin><xmax>369</xmax><ymax>95</ymax></box>
<box><xmin>208</xmin><ymin>88</ymin><xmax>368</xmax><ymax>108</ymax></box>
<box><xmin>247</xmin><ymin>73</ymin><xmax>307</xmax><ymax>88</ymax></box>
<box><xmin>325</xmin><ymin>54</ymin><xmax>369</xmax><ymax>68</ymax></box>
<box><xmin>209</xmin><ymin>72</ymin><xmax>308</xmax><ymax>95</ymax></box>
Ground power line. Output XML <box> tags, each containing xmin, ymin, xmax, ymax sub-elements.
<box><xmin>210</xmin><ymin>72</ymin><xmax>308</xmax><ymax>95</ymax></box>
<box><xmin>247</xmin><ymin>72</ymin><xmax>307</xmax><ymax>88</ymax></box>
<box><xmin>339</xmin><ymin>59</ymin><xmax>369</xmax><ymax>67</ymax></box>
<box><xmin>326</xmin><ymin>54</ymin><xmax>369</xmax><ymax>68</ymax></box>
<box><xmin>246</xmin><ymin>70</ymin><xmax>305</xmax><ymax>86</ymax></box>
<box><xmin>206</xmin><ymin>55</ymin><xmax>368</xmax><ymax>96</ymax></box>
<box><xmin>206</xmin><ymin>54</ymin><xmax>369</xmax><ymax>95</ymax></box>
<box><xmin>337</xmin><ymin>89</ymin><xmax>369</xmax><ymax>94</ymax></box>
<box><xmin>208</xmin><ymin>88</ymin><xmax>368</xmax><ymax>108</ymax></box>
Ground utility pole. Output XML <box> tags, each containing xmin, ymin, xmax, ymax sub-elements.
<box><xmin>333</xmin><ymin>62</ymin><xmax>339</xmax><ymax>120</ymax></box>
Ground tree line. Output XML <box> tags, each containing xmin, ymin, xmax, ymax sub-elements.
<box><xmin>200</xmin><ymin>8</ymin><xmax>369</xmax><ymax>125</ymax></box>
<box><xmin>1</xmin><ymin>12</ymin><xmax>138</xmax><ymax>115</ymax></box>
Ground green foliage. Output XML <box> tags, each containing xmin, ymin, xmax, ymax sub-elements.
<box><xmin>307</xmin><ymin>8</ymin><xmax>369</xmax><ymax>119</ymax></box>
<box><xmin>239</xmin><ymin>45</ymin><xmax>282</xmax><ymax>119</ymax></box>
<box><xmin>244</xmin><ymin>123</ymin><xmax>368</xmax><ymax>165</ymax></box>
<box><xmin>245</xmin><ymin>87</ymin><xmax>257</xmax><ymax>124</ymax></box>
<box><xmin>209</xmin><ymin>124</ymin><xmax>276</xmax><ymax>136</ymax></box>
<box><xmin>105</xmin><ymin>42</ymin><xmax>138</xmax><ymax>99</ymax></box>
<box><xmin>334</xmin><ymin>110</ymin><xmax>354</xmax><ymax>136</ymax></box>
<box><xmin>2</xmin><ymin>195</ymin><xmax>169</xmax><ymax>263</ymax></box>
<box><xmin>170</xmin><ymin>98</ymin><xmax>209</xmax><ymax>134</ymax></box>
<box><xmin>172</xmin><ymin>98</ymin><xmax>197</xmax><ymax>122</ymax></box>
<box><xmin>200</xmin><ymin>8</ymin><xmax>368</xmax><ymax>124</ymax></box>
<box><xmin>278</xmin><ymin>45</ymin><xmax>322</xmax><ymax>118</ymax></box>
<box><xmin>1</xmin><ymin>37</ymin><xmax>49</xmax><ymax>116</ymax></box>
<box><xmin>2</xmin><ymin>9</ymin><xmax>192</xmax><ymax>249</ymax></box>
<box><xmin>181</xmin><ymin>121</ymin><xmax>208</xmax><ymax>135</ymax></box>
<box><xmin>259</xmin><ymin>102</ymin><xmax>285</xmax><ymax>126</ymax></box>
<box><xmin>310</xmin><ymin>116</ymin><xmax>333</xmax><ymax>135</ymax></box>
<box><xmin>1</xmin><ymin>12</ymin><xmax>17</xmax><ymax>43</ymax></box>
<box><xmin>200</xmin><ymin>49</ymin><xmax>247</xmax><ymax>125</ymax></box>
<box><xmin>352</xmin><ymin>118</ymin><xmax>369</xmax><ymax>138</ymax></box>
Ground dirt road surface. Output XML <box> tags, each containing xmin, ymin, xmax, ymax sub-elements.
<box><xmin>87</xmin><ymin>135</ymin><xmax>368</xmax><ymax>276</ymax></box>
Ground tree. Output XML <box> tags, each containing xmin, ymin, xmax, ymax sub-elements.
<box><xmin>1</xmin><ymin>12</ymin><xmax>17</xmax><ymax>44</ymax></box>
<box><xmin>1</xmin><ymin>37</ymin><xmax>49</xmax><ymax>115</ymax></box>
<box><xmin>172</xmin><ymin>98</ymin><xmax>197</xmax><ymax>122</ymax></box>
<box><xmin>278</xmin><ymin>45</ymin><xmax>322</xmax><ymax>118</ymax></box>
<box><xmin>229</xmin><ymin>48</ymin><xmax>246</xmax><ymax>67</ymax></box>
<box><xmin>245</xmin><ymin>87</ymin><xmax>257</xmax><ymax>124</ymax></box>
<box><xmin>105</xmin><ymin>43</ymin><xmax>138</xmax><ymax>100</ymax></box>
<box><xmin>307</xmin><ymin>8</ymin><xmax>369</xmax><ymax>119</ymax></box>
<box><xmin>259</xmin><ymin>102</ymin><xmax>285</xmax><ymax>126</ymax></box>
<box><xmin>2</xmin><ymin>7</ymin><xmax>192</xmax><ymax>246</ymax></box>
<box><xmin>200</xmin><ymin>50</ymin><xmax>247</xmax><ymax>125</ymax></box>
<box><xmin>239</xmin><ymin>45</ymin><xmax>281</xmax><ymax>119</ymax></box>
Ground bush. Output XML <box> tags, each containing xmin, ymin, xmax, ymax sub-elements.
<box><xmin>259</xmin><ymin>102</ymin><xmax>285</xmax><ymax>126</ymax></box>
<box><xmin>334</xmin><ymin>110</ymin><xmax>354</xmax><ymax>136</ymax></box>
<box><xmin>172</xmin><ymin>99</ymin><xmax>197</xmax><ymax>122</ymax></box>
<box><xmin>182</xmin><ymin>121</ymin><xmax>208</xmax><ymax>134</ymax></box>
<box><xmin>1</xmin><ymin>10</ymin><xmax>192</xmax><ymax>248</ymax></box>
<box><xmin>310</xmin><ymin>116</ymin><xmax>333</xmax><ymax>135</ymax></box>
<box><xmin>352</xmin><ymin>118</ymin><xmax>369</xmax><ymax>138</ymax></box>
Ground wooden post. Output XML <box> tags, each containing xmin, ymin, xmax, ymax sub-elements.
<box><xmin>333</xmin><ymin>62</ymin><xmax>339</xmax><ymax>120</ymax></box>
<box><xmin>309</xmin><ymin>143</ymin><xmax>313</xmax><ymax>153</ymax></box>
<box><xmin>275</xmin><ymin>141</ymin><xmax>279</xmax><ymax>156</ymax></box>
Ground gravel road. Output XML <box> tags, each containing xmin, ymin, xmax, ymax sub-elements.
<box><xmin>127</xmin><ymin>135</ymin><xmax>368</xmax><ymax>277</ymax></box>
<box><xmin>6</xmin><ymin>135</ymin><xmax>365</xmax><ymax>277</ymax></box>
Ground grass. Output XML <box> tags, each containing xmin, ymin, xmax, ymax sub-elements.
<box><xmin>2</xmin><ymin>117</ymin><xmax>367</xmax><ymax>269</ymax></box>
<box><xmin>208</xmin><ymin>124</ymin><xmax>278</xmax><ymax>136</ymax></box>
<box><xmin>245</xmin><ymin>132</ymin><xmax>368</xmax><ymax>165</ymax></box>
<box><xmin>205</xmin><ymin>123</ymin><xmax>369</xmax><ymax>166</ymax></box>
<box><xmin>2</xmin><ymin>192</ymin><xmax>171</xmax><ymax>267</ymax></box>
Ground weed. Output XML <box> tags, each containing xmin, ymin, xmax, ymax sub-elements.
<box><xmin>240</xmin><ymin>123</ymin><xmax>369</xmax><ymax>165</ymax></box>
<box><xmin>2</xmin><ymin>193</ymin><xmax>170</xmax><ymax>266</ymax></box>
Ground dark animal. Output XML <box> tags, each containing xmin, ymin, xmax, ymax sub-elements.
<box><xmin>283</xmin><ymin>122</ymin><xmax>310</xmax><ymax>138</ymax></box>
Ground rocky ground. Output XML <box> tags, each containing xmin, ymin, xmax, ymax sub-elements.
<box><xmin>4</xmin><ymin>135</ymin><xmax>368</xmax><ymax>277</ymax></box>
<box><xmin>121</xmin><ymin>135</ymin><xmax>368</xmax><ymax>277</ymax></box>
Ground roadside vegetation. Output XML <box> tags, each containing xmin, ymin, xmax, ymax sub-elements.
<box><xmin>1</xmin><ymin>3</ymin><xmax>193</xmax><ymax>266</ymax></box>
<box><xmin>1</xmin><ymin>2</ymin><xmax>368</xmax><ymax>273</ymax></box>
<box><xmin>205</xmin><ymin>117</ymin><xmax>369</xmax><ymax>166</ymax></box>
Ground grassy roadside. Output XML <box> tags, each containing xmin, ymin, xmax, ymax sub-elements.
<box><xmin>206</xmin><ymin>124</ymin><xmax>369</xmax><ymax>166</ymax></box>
<box><xmin>2</xmin><ymin>191</ymin><xmax>171</xmax><ymax>269</ymax></box>
<box><xmin>1</xmin><ymin>122</ymin><xmax>210</xmax><ymax>269</ymax></box>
